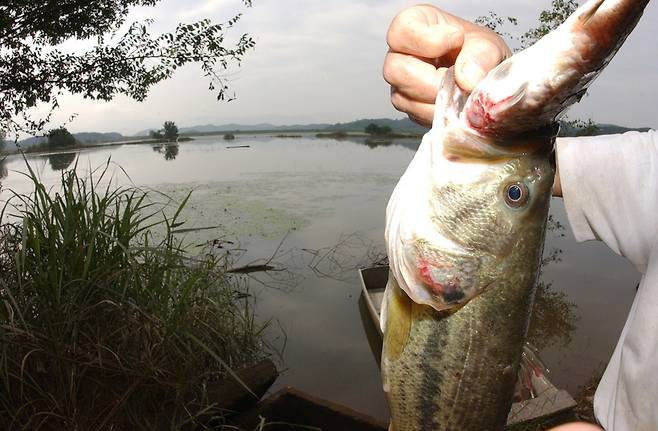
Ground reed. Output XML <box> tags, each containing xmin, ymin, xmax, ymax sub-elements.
<box><xmin>0</xmin><ymin>160</ymin><xmax>266</xmax><ymax>430</ymax></box>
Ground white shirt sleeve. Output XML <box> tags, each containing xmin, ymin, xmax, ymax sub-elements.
<box><xmin>556</xmin><ymin>130</ymin><xmax>658</xmax><ymax>431</ymax></box>
<box><xmin>557</xmin><ymin>130</ymin><xmax>658</xmax><ymax>273</ymax></box>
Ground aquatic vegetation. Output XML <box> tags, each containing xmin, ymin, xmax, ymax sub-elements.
<box><xmin>0</xmin><ymin>160</ymin><xmax>267</xmax><ymax>429</ymax></box>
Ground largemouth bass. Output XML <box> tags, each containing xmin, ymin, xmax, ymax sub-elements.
<box><xmin>381</xmin><ymin>0</ymin><xmax>648</xmax><ymax>429</ymax></box>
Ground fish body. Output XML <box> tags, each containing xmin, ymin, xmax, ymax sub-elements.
<box><xmin>382</xmin><ymin>71</ymin><xmax>554</xmax><ymax>430</ymax></box>
<box><xmin>382</xmin><ymin>0</ymin><xmax>648</xmax><ymax>429</ymax></box>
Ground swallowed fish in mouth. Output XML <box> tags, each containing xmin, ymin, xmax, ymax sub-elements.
<box><xmin>381</xmin><ymin>0</ymin><xmax>649</xmax><ymax>429</ymax></box>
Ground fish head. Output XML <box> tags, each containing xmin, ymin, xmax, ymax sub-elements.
<box><xmin>390</xmin><ymin>125</ymin><xmax>555</xmax><ymax>311</ymax></box>
<box><xmin>388</xmin><ymin>0</ymin><xmax>649</xmax><ymax>311</ymax></box>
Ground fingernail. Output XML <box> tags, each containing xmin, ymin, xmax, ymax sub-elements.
<box><xmin>460</xmin><ymin>60</ymin><xmax>486</xmax><ymax>89</ymax></box>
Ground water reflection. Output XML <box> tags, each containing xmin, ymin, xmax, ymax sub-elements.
<box><xmin>319</xmin><ymin>134</ymin><xmax>420</xmax><ymax>152</ymax></box>
<box><xmin>528</xmin><ymin>279</ymin><xmax>579</xmax><ymax>349</ymax></box>
<box><xmin>45</xmin><ymin>152</ymin><xmax>77</xmax><ymax>171</ymax></box>
<box><xmin>0</xmin><ymin>158</ymin><xmax>7</xmax><ymax>180</ymax></box>
<box><xmin>527</xmin><ymin>218</ymin><xmax>579</xmax><ymax>350</ymax></box>
<box><xmin>152</xmin><ymin>144</ymin><xmax>179</xmax><ymax>160</ymax></box>
<box><xmin>303</xmin><ymin>233</ymin><xmax>387</xmax><ymax>282</ymax></box>
<box><xmin>365</xmin><ymin>138</ymin><xmax>394</xmax><ymax>149</ymax></box>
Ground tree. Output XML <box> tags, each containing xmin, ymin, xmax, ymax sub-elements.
<box><xmin>476</xmin><ymin>0</ymin><xmax>579</xmax><ymax>50</ymax></box>
<box><xmin>0</xmin><ymin>130</ymin><xmax>5</xmax><ymax>153</ymax></box>
<box><xmin>520</xmin><ymin>0</ymin><xmax>579</xmax><ymax>48</ymax></box>
<box><xmin>47</xmin><ymin>127</ymin><xmax>77</xmax><ymax>148</ymax></box>
<box><xmin>564</xmin><ymin>118</ymin><xmax>600</xmax><ymax>136</ymax></box>
<box><xmin>163</xmin><ymin>121</ymin><xmax>179</xmax><ymax>142</ymax></box>
<box><xmin>0</xmin><ymin>1</ymin><xmax>255</xmax><ymax>136</ymax></box>
<box><xmin>365</xmin><ymin>123</ymin><xmax>392</xmax><ymax>136</ymax></box>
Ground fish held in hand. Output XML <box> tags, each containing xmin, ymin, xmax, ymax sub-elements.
<box><xmin>382</xmin><ymin>0</ymin><xmax>648</xmax><ymax>430</ymax></box>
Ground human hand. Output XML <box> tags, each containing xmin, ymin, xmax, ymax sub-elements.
<box><xmin>383</xmin><ymin>5</ymin><xmax>511</xmax><ymax>126</ymax></box>
<box><xmin>548</xmin><ymin>422</ymin><xmax>602</xmax><ymax>431</ymax></box>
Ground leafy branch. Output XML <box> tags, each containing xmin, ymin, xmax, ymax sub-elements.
<box><xmin>0</xmin><ymin>0</ymin><xmax>255</xmax><ymax>138</ymax></box>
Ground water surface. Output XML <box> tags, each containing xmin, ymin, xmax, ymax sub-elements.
<box><xmin>0</xmin><ymin>135</ymin><xmax>639</xmax><ymax>421</ymax></box>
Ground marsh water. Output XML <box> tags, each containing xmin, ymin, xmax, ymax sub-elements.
<box><xmin>0</xmin><ymin>135</ymin><xmax>639</xmax><ymax>421</ymax></box>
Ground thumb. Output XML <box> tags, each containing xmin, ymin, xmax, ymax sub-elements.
<box><xmin>386</xmin><ymin>5</ymin><xmax>468</xmax><ymax>57</ymax></box>
<box><xmin>454</xmin><ymin>36</ymin><xmax>509</xmax><ymax>91</ymax></box>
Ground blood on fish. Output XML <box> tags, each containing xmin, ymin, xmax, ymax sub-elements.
<box><xmin>417</xmin><ymin>260</ymin><xmax>465</xmax><ymax>303</ymax></box>
<box><xmin>418</xmin><ymin>261</ymin><xmax>447</xmax><ymax>294</ymax></box>
<box><xmin>468</xmin><ymin>92</ymin><xmax>522</xmax><ymax>132</ymax></box>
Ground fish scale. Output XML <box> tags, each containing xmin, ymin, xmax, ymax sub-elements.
<box><xmin>431</xmin><ymin>182</ymin><xmax>514</xmax><ymax>254</ymax></box>
<box><xmin>384</xmin><ymin>209</ymin><xmax>546</xmax><ymax>430</ymax></box>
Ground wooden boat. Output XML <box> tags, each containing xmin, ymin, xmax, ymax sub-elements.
<box><xmin>358</xmin><ymin>265</ymin><xmax>577</xmax><ymax>426</ymax></box>
<box><xmin>231</xmin><ymin>387</ymin><xmax>388</xmax><ymax>431</ymax></box>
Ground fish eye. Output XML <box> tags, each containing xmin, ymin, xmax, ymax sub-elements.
<box><xmin>504</xmin><ymin>182</ymin><xmax>529</xmax><ymax>208</ymax></box>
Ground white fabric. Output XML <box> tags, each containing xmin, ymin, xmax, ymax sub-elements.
<box><xmin>556</xmin><ymin>130</ymin><xmax>658</xmax><ymax>431</ymax></box>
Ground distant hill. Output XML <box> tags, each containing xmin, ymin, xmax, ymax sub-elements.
<box><xmin>10</xmin><ymin>119</ymin><xmax>652</xmax><ymax>149</ymax></box>
<box><xmin>137</xmin><ymin>123</ymin><xmax>330</xmax><ymax>136</ymax></box>
<box><xmin>149</xmin><ymin>118</ymin><xmax>429</xmax><ymax>136</ymax></box>
<box><xmin>325</xmin><ymin>118</ymin><xmax>428</xmax><ymax>134</ymax></box>
<box><xmin>74</xmin><ymin>132</ymin><xmax>123</xmax><ymax>144</ymax></box>
<box><xmin>170</xmin><ymin>118</ymin><xmax>651</xmax><ymax>137</ymax></box>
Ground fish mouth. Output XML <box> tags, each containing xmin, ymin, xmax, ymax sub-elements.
<box><xmin>462</xmin><ymin>0</ymin><xmax>649</xmax><ymax>137</ymax></box>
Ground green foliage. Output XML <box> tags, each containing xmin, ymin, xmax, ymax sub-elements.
<box><xmin>47</xmin><ymin>126</ymin><xmax>77</xmax><ymax>148</ymax></box>
<box><xmin>474</xmin><ymin>12</ymin><xmax>518</xmax><ymax>41</ymax></box>
<box><xmin>224</xmin><ymin>133</ymin><xmax>236</xmax><ymax>140</ymax></box>
<box><xmin>0</xmin><ymin>129</ymin><xmax>6</xmax><ymax>152</ymax></box>
<box><xmin>365</xmin><ymin>123</ymin><xmax>392</xmax><ymax>135</ymax></box>
<box><xmin>0</xmin><ymin>161</ymin><xmax>266</xmax><ymax>429</ymax></box>
<box><xmin>521</xmin><ymin>0</ymin><xmax>579</xmax><ymax>48</ymax></box>
<box><xmin>163</xmin><ymin>120</ymin><xmax>179</xmax><ymax>142</ymax></box>
<box><xmin>563</xmin><ymin>118</ymin><xmax>600</xmax><ymax>136</ymax></box>
<box><xmin>476</xmin><ymin>0</ymin><xmax>579</xmax><ymax>50</ymax></box>
<box><xmin>1</xmin><ymin>0</ymin><xmax>255</xmax><ymax>136</ymax></box>
<box><xmin>149</xmin><ymin>129</ymin><xmax>163</xmax><ymax>140</ymax></box>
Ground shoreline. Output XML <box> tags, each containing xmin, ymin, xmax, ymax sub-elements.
<box><xmin>1</xmin><ymin>137</ymin><xmax>194</xmax><ymax>158</ymax></box>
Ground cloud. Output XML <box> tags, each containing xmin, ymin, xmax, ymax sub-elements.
<box><xmin>39</xmin><ymin>0</ymin><xmax>658</xmax><ymax>135</ymax></box>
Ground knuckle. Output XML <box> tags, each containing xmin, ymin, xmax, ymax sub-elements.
<box><xmin>382</xmin><ymin>54</ymin><xmax>396</xmax><ymax>83</ymax></box>
<box><xmin>383</xmin><ymin>53</ymin><xmax>409</xmax><ymax>85</ymax></box>
<box><xmin>390</xmin><ymin>91</ymin><xmax>407</xmax><ymax>111</ymax></box>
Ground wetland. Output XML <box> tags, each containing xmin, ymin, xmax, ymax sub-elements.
<box><xmin>0</xmin><ymin>133</ymin><xmax>639</xmax><ymax>422</ymax></box>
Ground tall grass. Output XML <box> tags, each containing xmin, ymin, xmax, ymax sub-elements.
<box><xmin>0</xmin><ymin>160</ymin><xmax>267</xmax><ymax>430</ymax></box>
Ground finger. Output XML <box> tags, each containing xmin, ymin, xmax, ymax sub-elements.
<box><xmin>383</xmin><ymin>52</ymin><xmax>444</xmax><ymax>104</ymax></box>
<box><xmin>548</xmin><ymin>423</ymin><xmax>602</xmax><ymax>431</ymax></box>
<box><xmin>387</xmin><ymin>7</ymin><xmax>464</xmax><ymax>58</ymax></box>
<box><xmin>391</xmin><ymin>89</ymin><xmax>435</xmax><ymax>127</ymax></box>
<box><xmin>454</xmin><ymin>35</ymin><xmax>511</xmax><ymax>91</ymax></box>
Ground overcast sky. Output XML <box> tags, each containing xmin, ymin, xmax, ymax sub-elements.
<box><xmin>42</xmin><ymin>0</ymin><xmax>658</xmax><ymax>135</ymax></box>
